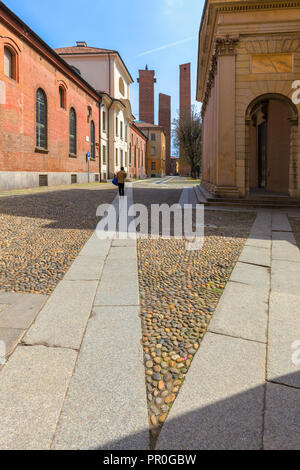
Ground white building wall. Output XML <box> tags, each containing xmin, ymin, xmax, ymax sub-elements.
<box><xmin>63</xmin><ymin>56</ymin><xmax>110</xmax><ymax>93</ymax></box>
<box><xmin>113</xmin><ymin>60</ymin><xmax>130</xmax><ymax>100</ymax></box>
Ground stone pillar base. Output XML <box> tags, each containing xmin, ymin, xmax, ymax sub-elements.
<box><xmin>202</xmin><ymin>180</ymin><xmax>240</xmax><ymax>199</ymax></box>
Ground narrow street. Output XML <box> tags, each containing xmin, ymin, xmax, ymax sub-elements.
<box><xmin>0</xmin><ymin>179</ymin><xmax>298</xmax><ymax>449</ymax></box>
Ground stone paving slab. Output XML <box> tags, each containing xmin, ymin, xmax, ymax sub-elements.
<box><xmin>0</xmin><ymin>293</ymin><xmax>47</xmax><ymax>329</ymax></box>
<box><xmin>0</xmin><ymin>304</ymin><xmax>7</xmax><ymax>314</ymax></box>
<box><xmin>264</xmin><ymin>382</ymin><xmax>300</xmax><ymax>450</ymax></box>
<box><xmin>157</xmin><ymin>332</ymin><xmax>266</xmax><ymax>450</ymax></box>
<box><xmin>208</xmin><ymin>281</ymin><xmax>268</xmax><ymax>343</ymax></box>
<box><xmin>245</xmin><ymin>236</ymin><xmax>271</xmax><ymax>250</ymax></box>
<box><xmin>64</xmin><ymin>255</ymin><xmax>106</xmax><ymax>281</ymax></box>
<box><xmin>267</xmin><ymin>292</ymin><xmax>300</xmax><ymax>388</ymax></box>
<box><xmin>0</xmin><ymin>292</ymin><xmax>25</xmax><ymax>304</ymax></box>
<box><xmin>229</xmin><ymin>262</ymin><xmax>269</xmax><ymax>287</ymax></box>
<box><xmin>239</xmin><ymin>245</ymin><xmax>271</xmax><ymax>267</ymax></box>
<box><xmin>252</xmin><ymin>210</ymin><xmax>272</xmax><ymax>232</ymax></box>
<box><xmin>272</xmin><ymin>212</ymin><xmax>292</xmax><ymax>232</ymax></box>
<box><xmin>230</xmin><ymin>262</ymin><xmax>270</xmax><ymax>289</ymax></box>
<box><xmin>94</xmin><ymin>258</ymin><xmax>139</xmax><ymax>307</ymax></box>
<box><xmin>272</xmin><ymin>231</ymin><xmax>300</xmax><ymax>263</ymax></box>
<box><xmin>0</xmin><ymin>328</ymin><xmax>25</xmax><ymax>356</ymax></box>
<box><xmin>52</xmin><ymin>306</ymin><xmax>149</xmax><ymax>450</ymax></box>
<box><xmin>108</xmin><ymin>246</ymin><xmax>137</xmax><ymax>260</ymax></box>
<box><xmin>271</xmin><ymin>259</ymin><xmax>300</xmax><ymax>296</ymax></box>
<box><xmin>112</xmin><ymin>239</ymin><xmax>136</xmax><ymax>247</ymax></box>
<box><xmin>24</xmin><ymin>280</ymin><xmax>98</xmax><ymax>349</ymax></box>
<box><xmin>0</xmin><ymin>345</ymin><xmax>77</xmax><ymax>450</ymax></box>
<box><xmin>78</xmin><ymin>234</ymin><xmax>111</xmax><ymax>257</ymax></box>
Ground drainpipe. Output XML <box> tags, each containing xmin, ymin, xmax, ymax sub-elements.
<box><xmin>99</xmin><ymin>95</ymin><xmax>102</xmax><ymax>182</ymax></box>
<box><xmin>107</xmin><ymin>99</ymin><xmax>113</xmax><ymax>179</ymax></box>
<box><xmin>107</xmin><ymin>55</ymin><xmax>113</xmax><ymax>179</ymax></box>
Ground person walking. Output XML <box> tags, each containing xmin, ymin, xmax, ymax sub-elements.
<box><xmin>117</xmin><ymin>167</ymin><xmax>127</xmax><ymax>197</ymax></box>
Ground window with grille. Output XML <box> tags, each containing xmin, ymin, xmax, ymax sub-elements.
<box><xmin>151</xmin><ymin>133</ymin><xmax>156</xmax><ymax>141</ymax></box>
<box><xmin>90</xmin><ymin>121</ymin><xmax>95</xmax><ymax>159</ymax></box>
<box><xmin>36</xmin><ymin>89</ymin><xmax>47</xmax><ymax>149</ymax></box>
<box><xmin>39</xmin><ymin>175</ymin><xmax>48</xmax><ymax>187</ymax></box>
<box><xmin>151</xmin><ymin>162</ymin><xmax>156</xmax><ymax>171</ymax></box>
<box><xmin>102</xmin><ymin>145</ymin><xmax>106</xmax><ymax>164</ymax></box>
<box><xmin>151</xmin><ymin>145</ymin><xmax>156</xmax><ymax>156</ymax></box>
<box><xmin>69</xmin><ymin>108</ymin><xmax>77</xmax><ymax>155</ymax></box>
<box><xmin>71</xmin><ymin>174</ymin><xmax>77</xmax><ymax>184</ymax></box>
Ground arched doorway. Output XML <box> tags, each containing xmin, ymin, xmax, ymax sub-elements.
<box><xmin>245</xmin><ymin>94</ymin><xmax>298</xmax><ymax>196</ymax></box>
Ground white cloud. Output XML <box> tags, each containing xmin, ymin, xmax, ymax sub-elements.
<box><xmin>137</xmin><ymin>36</ymin><xmax>197</xmax><ymax>57</ymax></box>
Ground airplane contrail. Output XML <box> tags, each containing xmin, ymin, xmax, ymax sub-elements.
<box><xmin>137</xmin><ymin>36</ymin><xmax>197</xmax><ymax>57</ymax></box>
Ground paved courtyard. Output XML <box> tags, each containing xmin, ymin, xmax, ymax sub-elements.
<box><xmin>0</xmin><ymin>177</ymin><xmax>299</xmax><ymax>450</ymax></box>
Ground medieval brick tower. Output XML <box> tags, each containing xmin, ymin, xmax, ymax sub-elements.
<box><xmin>137</xmin><ymin>67</ymin><xmax>156</xmax><ymax>124</ymax></box>
<box><xmin>159</xmin><ymin>93</ymin><xmax>171</xmax><ymax>175</ymax></box>
<box><xmin>180</xmin><ymin>63</ymin><xmax>191</xmax><ymax>117</ymax></box>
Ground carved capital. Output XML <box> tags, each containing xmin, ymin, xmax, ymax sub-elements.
<box><xmin>216</xmin><ymin>36</ymin><xmax>239</xmax><ymax>56</ymax></box>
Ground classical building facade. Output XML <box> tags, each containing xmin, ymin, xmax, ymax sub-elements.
<box><xmin>197</xmin><ymin>0</ymin><xmax>300</xmax><ymax>199</ymax></box>
<box><xmin>56</xmin><ymin>43</ymin><xmax>135</xmax><ymax>179</ymax></box>
<box><xmin>0</xmin><ymin>3</ymin><xmax>101</xmax><ymax>190</ymax></box>
<box><xmin>135</xmin><ymin>122</ymin><xmax>166</xmax><ymax>177</ymax></box>
<box><xmin>129</xmin><ymin>124</ymin><xmax>147</xmax><ymax>179</ymax></box>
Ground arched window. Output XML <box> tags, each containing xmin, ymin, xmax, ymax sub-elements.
<box><xmin>119</xmin><ymin>77</ymin><xmax>125</xmax><ymax>96</ymax></box>
<box><xmin>4</xmin><ymin>46</ymin><xmax>17</xmax><ymax>80</ymax></box>
<box><xmin>90</xmin><ymin>120</ymin><xmax>95</xmax><ymax>159</ymax></box>
<box><xmin>59</xmin><ymin>86</ymin><xmax>66</xmax><ymax>109</ymax></box>
<box><xmin>36</xmin><ymin>89</ymin><xmax>47</xmax><ymax>149</ymax></box>
<box><xmin>69</xmin><ymin>108</ymin><xmax>77</xmax><ymax>155</ymax></box>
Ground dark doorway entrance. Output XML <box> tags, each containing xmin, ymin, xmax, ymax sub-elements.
<box><xmin>249</xmin><ymin>97</ymin><xmax>291</xmax><ymax>195</ymax></box>
<box><xmin>257</xmin><ymin>121</ymin><xmax>267</xmax><ymax>189</ymax></box>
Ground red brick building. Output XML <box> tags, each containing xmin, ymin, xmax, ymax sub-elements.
<box><xmin>137</xmin><ymin>67</ymin><xmax>156</xmax><ymax>125</ymax></box>
<box><xmin>0</xmin><ymin>2</ymin><xmax>102</xmax><ymax>190</ymax></box>
<box><xmin>129</xmin><ymin>124</ymin><xmax>147</xmax><ymax>179</ymax></box>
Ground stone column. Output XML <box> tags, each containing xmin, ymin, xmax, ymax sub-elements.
<box><xmin>289</xmin><ymin>119</ymin><xmax>299</xmax><ymax>198</ymax></box>
<box><xmin>215</xmin><ymin>37</ymin><xmax>239</xmax><ymax>198</ymax></box>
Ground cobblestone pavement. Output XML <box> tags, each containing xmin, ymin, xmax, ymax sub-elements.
<box><xmin>289</xmin><ymin>217</ymin><xmax>300</xmax><ymax>249</ymax></box>
<box><xmin>133</xmin><ymin>186</ymin><xmax>256</xmax><ymax>440</ymax></box>
<box><xmin>0</xmin><ymin>186</ymin><xmax>116</xmax><ymax>294</ymax></box>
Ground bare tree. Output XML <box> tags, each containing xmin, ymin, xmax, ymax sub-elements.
<box><xmin>173</xmin><ymin>107</ymin><xmax>202</xmax><ymax>179</ymax></box>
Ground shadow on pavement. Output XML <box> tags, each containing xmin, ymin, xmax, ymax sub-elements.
<box><xmin>96</xmin><ymin>371</ymin><xmax>300</xmax><ymax>451</ymax></box>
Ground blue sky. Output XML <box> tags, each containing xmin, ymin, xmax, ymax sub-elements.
<box><xmin>4</xmin><ymin>0</ymin><xmax>205</xmax><ymax>147</ymax></box>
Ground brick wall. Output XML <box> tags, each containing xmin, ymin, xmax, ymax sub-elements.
<box><xmin>138</xmin><ymin>69</ymin><xmax>156</xmax><ymax>124</ymax></box>
<box><xmin>159</xmin><ymin>93</ymin><xmax>171</xmax><ymax>175</ymax></box>
<box><xmin>129</xmin><ymin>125</ymin><xmax>147</xmax><ymax>179</ymax></box>
<box><xmin>0</xmin><ymin>17</ymin><xmax>100</xmax><ymax>182</ymax></box>
<box><xmin>180</xmin><ymin>63</ymin><xmax>191</xmax><ymax>117</ymax></box>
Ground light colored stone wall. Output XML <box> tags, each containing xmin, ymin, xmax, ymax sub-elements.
<box><xmin>198</xmin><ymin>1</ymin><xmax>300</xmax><ymax>198</ymax></box>
<box><xmin>0</xmin><ymin>171</ymin><xmax>97</xmax><ymax>190</ymax></box>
